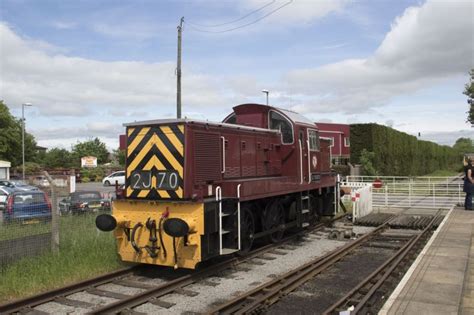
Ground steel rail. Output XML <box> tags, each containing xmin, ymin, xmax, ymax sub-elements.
<box><xmin>323</xmin><ymin>213</ymin><xmax>440</xmax><ymax>314</ymax></box>
<box><xmin>0</xmin><ymin>266</ymin><xmax>138</xmax><ymax>314</ymax></box>
<box><xmin>206</xmin><ymin>223</ymin><xmax>389</xmax><ymax>314</ymax></box>
<box><xmin>350</xmin><ymin>213</ymin><xmax>439</xmax><ymax>314</ymax></box>
<box><xmin>86</xmin><ymin>217</ymin><xmax>342</xmax><ymax>314</ymax></box>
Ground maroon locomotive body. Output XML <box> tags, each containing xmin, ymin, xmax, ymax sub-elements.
<box><xmin>97</xmin><ymin>104</ymin><xmax>337</xmax><ymax>269</ymax></box>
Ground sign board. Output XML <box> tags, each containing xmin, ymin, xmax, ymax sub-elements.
<box><xmin>373</xmin><ymin>179</ymin><xmax>383</xmax><ymax>189</ymax></box>
<box><xmin>81</xmin><ymin>156</ymin><xmax>98</xmax><ymax>168</ymax></box>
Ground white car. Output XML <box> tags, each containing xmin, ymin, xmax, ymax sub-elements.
<box><xmin>0</xmin><ymin>186</ymin><xmax>12</xmax><ymax>211</ymax></box>
<box><xmin>102</xmin><ymin>171</ymin><xmax>125</xmax><ymax>186</ymax></box>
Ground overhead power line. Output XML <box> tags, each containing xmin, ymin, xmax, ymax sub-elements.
<box><xmin>187</xmin><ymin>1</ymin><xmax>276</xmax><ymax>28</ymax></box>
<box><xmin>185</xmin><ymin>0</ymin><xmax>293</xmax><ymax>34</ymax></box>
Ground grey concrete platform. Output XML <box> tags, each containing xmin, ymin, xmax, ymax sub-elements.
<box><xmin>379</xmin><ymin>207</ymin><xmax>474</xmax><ymax>315</ymax></box>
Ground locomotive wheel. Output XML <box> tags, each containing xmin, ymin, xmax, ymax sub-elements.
<box><xmin>264</xmin><ymin>199</ymin><xmax>285</xmax><ymax>243</ymax></box>
<box><xmin>238</xmin><ymin>206</ymin><xmax>255</xmax><ymax>255</ymax></box>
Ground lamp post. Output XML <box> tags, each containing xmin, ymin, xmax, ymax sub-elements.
<box><xmin>22</xmin><ymin>103</ymin><xmax>32</xmax><ymax>181</ymax></box>
<box><xmin>262</xmin><ymin>89</ymin><xmax>269</xmax><ymax>105</ymax></box>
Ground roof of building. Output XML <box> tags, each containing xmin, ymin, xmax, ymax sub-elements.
<box><xmin>0</xmin><ymin>160</ymin><xmax>11</xmax><ymax>168</ymax></box>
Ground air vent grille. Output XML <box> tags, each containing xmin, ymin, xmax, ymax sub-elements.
<box><xmin>194</xmin><ymin>132</ymin><xmax>221</xmax><ymax>184</ymax></box>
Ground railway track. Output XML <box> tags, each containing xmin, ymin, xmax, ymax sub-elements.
<box><xmin>206</xmin><ymin>213</ymin><xmax>440</xmax><ymax>314</ymax></box>
<box><xmin>322</xmin><ymin>213</ymin><xmax>442</xmax><ymax>314</ymax></box>
<box><xmin>0</xmin><ymin>218</ymin><xmax>343</xmax><ymax>314</ymax></box>
<box><xmin>0</xmin><ymin>267</ymin><xmax>139</xmax><ymax>314</ymax></box>
<box><xmin>2</xmin><ymin>211</ymin><xmax>438</xmax><ymax>315</ymax></box>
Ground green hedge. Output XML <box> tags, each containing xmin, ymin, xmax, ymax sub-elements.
<box><xmin>350</xmin><ymin>124</ymin><xmax>461</xmax><ymax>176</ymax></box>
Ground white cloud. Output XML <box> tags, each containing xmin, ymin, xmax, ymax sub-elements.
<box><xmin>0</xmin><ymin>22</ymin><xmax>222</xmax><ymax>118</ymax></box>
<box><xmin>285</xmin><ymin>0</ymin><xmax>474</xmax><ymax>114</ymax></box>
<box><xmin>186</xmin><ymin>0</ymin><xmax>349</xmax><ymax>34</ymax></box>
<box><xmin>51</xmin><ymin>21</ymin><xmax>77</xmax><ymax>30</ymax></box>
<box><xmin>419</xmin><ymin>129</ymin><xmax>474</xmax><ymax>146</ymax></box>
<box><xmin>242</xmin><ymin>0</ymin><xmax>349</xmax><ymax>25</ymax></box>
<box><xmin>32</xmin><ymin>123</ymin><xmax>121</xmax><ymax>140</ymax></box>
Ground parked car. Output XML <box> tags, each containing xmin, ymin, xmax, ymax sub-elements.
<box><xmin>3</xmin><ymin>190</ymin><xmax>51</xmax><ymax>224</ymax></box>
<box><xmin>33</xmin><ymin>176</ymin><xmax>50</xmax><ymax>187</ymax></box>
<box><xmin>59</xmin><ymin>191</ymin><xmax>111</xmax><ymax>215</ymax></box>
<box><xmin>0</xmin><ymin>180</ymin><xmax>39</xmax><ymax>191</ymax></box>
<box><xmin>0</xmin><ymin>186</ymin><xmax>14</xmax><ymax>211</ymax></box>
<box><xmin>102</xmin><ymin>171</ymin><xmax>125</xmax><ymax>186</ymax></box>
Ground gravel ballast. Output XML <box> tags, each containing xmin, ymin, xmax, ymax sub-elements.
<box><xmin>135</xmin><ymin>230</ymin><xmax>355</xmax><ymax>314</ymax></box>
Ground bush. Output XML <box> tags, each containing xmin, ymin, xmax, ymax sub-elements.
<box><xmin>350</xmin><ymin>124</ymin><xmax>460</xmax><ymax>176</ymax></box>
<box><xmin>81</xmin><ymin>177</ymin><xmax>90</xmax><ymax>183</ymax></box>
<box><xmin>359</xmin><ymin>149</ymin><xmax>377</xmax><ymax>176</ymax></box>
<box><xmin>15</xmin><ymin>162</ymin><xmax>42</xmax><ymax>175</ymax></box>
<box><xmin>80</xmin><ymin>167</ymin><xmax>105</xmax><ymax>182</ymax></box>
<box><xmin>332</xmin><ymin>165</ymin><xmax>350</xmax><ymax>176</ymax></box>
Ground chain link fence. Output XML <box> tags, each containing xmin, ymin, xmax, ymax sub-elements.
<box><xmin>0</xmin><ymin>172</ymin><xmax>113</xmax><ymax>269</ymax></box>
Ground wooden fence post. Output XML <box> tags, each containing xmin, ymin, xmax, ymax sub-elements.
<box><xmin>70</xmin><ymin>168</ymin><xmax>76</xmax><ymax>193</ymax></box>
<box><xmin>43</xmin><ymin>171</ymin><xmax>59</xmax><ymax>253</ymax></box>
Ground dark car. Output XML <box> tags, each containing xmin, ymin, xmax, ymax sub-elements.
<box><xmin>3</xmin><ymin>191</ymin><xmax>52</xmax><ymax>224</ymax></box>
<box><xmin>59</xmin><ymin>191</ymin><xmax>111</xmax><ymax>215</ymax></box>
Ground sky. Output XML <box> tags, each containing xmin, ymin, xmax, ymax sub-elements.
<box><xmin>0</xmin><ymin>0</ymin><xmax>473</xmax><ymax>150</ymax></box>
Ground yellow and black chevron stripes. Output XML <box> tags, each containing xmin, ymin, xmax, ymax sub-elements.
<box><xmin>126</xmin><ymin>124</ymin><xmax>184</xmax><ymax>199</ymax></box>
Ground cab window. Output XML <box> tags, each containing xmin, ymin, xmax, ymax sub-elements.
<box><xmin>269</xmin><ymin>111</ymin><xmax>293</xmax><ymax>144</ymax></box>
<box><xmin>308</xmin><ymin>129</ymin><xmax>320</xmax><ymax>151</ymax></box>
<box><xmin>223</xmin><ymin>113</ymin><xmax>236</xmax><ymax>124</ymax></box>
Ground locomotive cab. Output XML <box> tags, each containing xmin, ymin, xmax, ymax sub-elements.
<box><xmin>97</xmin><ymin>104</ymin><xmax>336</xmax><ymax>269</ymax></box>
<box><xmin>224</xmin><ymin>104</ymin><xmax>331</xmax><ymax>181</ymax></box>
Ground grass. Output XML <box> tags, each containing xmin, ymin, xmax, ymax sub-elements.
<box><xmin>424</xmin><ymin>169</ymin><xmax>461</xmax><ymax>177</ymax></box>
<box><xmin>0</xmin><ymin>220</ymin><xmax>51</xmax><ymax>241</ymax></box>
<box><xmin>0</xmin><ymin>213</ymin><xmax>126</xmax><ymax>303</ymax></box>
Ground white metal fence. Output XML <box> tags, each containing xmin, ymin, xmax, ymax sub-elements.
<box><xmin>346</xmin><ymin>175</ymin><xmax>462</xmax><ymax>185</ymax></box>
<box><xmin>346</xmin><ymin>176</ymin><xmax>462</xmax><ymax>210</ymax></box>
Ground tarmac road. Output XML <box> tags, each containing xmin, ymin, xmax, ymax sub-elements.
<box><xmin>76</xmin><ymin>182</ymin><xmax>116</xmax><ymax>198</ymax></box>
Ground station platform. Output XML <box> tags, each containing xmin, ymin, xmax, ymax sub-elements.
<box><xmin>380</xmin><ymin>207</ymin><xmax>474</xmax><ymax>315</ymax></box>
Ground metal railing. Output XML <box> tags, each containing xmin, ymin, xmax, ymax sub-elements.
<box><xmin>344</xmin><ymin>176</ymin><xmax>463</xmax><ymax>210</ymax></box>
<box><xmin>371</xmin><ymin>182</ymin><xmax>462</xmax><ymax>209</ymax></box>
<box><xmin>346</xmin><ymin>175</ymin><xmax>462</xmax><ymax>185</ymax></box>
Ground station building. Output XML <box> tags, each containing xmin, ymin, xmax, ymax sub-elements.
<box><xmin>0</xmin><ymin>160</ymin><xmax>11</xmax><ymax>180</ymax></box>
<box><xmin>316</xmin><ymin>122</ymin><xmax>350</xmax><ymax>165</ymax></box>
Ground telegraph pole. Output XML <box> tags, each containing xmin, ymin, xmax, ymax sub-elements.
<box><xmin>176</xmin><ymin>17</ymin><xmax>184</xmax><ymax>119</ymax></box>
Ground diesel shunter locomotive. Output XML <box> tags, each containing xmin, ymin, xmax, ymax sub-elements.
<box><xmin>96</xmin><ymin>104</ymin><xmax>337</xmax><ymax>269</ymax></box>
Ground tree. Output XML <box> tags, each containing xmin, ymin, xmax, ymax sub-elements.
<box><xmin>43</xmin><ymin>148</ymin><xmax>75</xmax><ymax>168</ymax></box>
<box><xmin>360</xmin><ymin>149</ymin><xmax>377</xmax><ymax>176</ymax></box>
<box><xmin>464</xmin><ymin>69</ymin><xmax>474</xmax><ymax>125</ymax></box>
<box><xmin>0</xmin><ymin>100</ymin><xmax>37</xmax><ymax>166</ymax></box>
<box><xmin>72</xmin><ymin>138</ymin><xmax>109</xmax><ymax>165</ymax></box>
<box><xmin>113</xmin><ymin>148</ymin><xmax>126</xmax><ymax>166</ymax></box>
<box><xmin>453</xmin><ymin>137</ymin><xmax>474</xmax><ymax>154</ymax></box>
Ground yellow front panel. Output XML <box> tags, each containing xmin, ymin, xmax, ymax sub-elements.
<box><xmin>112</xmin><ymin>199</ymin><xmax>203</xmax><ymax>269</ymax></box>
<box><xmin>126</xmin><ymin>124</ymin><xmax>185</xmax><ymax>200</ymax></box>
